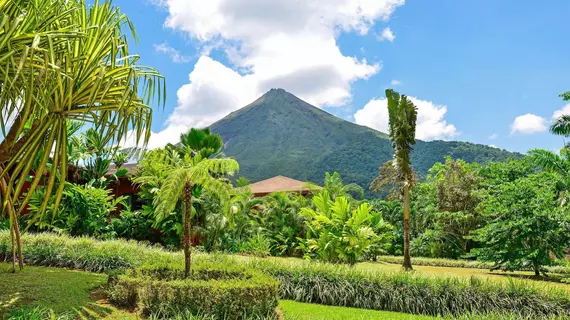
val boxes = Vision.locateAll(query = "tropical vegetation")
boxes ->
[2,0,570,319]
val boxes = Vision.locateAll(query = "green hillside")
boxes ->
[210,89,522,196]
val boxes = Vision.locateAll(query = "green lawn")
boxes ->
[280,300,434,320]
[0,263,132,319]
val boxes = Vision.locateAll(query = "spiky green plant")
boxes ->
[0,0,164,271]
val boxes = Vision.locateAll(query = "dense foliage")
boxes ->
[470,173,570,276]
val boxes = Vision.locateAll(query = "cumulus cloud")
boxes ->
[143,0,404,148]
[510,113,548,135]
[390,79,402,86]
[353,96,458,140]
[378,27,396,42]
[552,103,570,120]
[154,42,191,64]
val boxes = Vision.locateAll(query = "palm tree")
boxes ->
[529,149,570,204]
[0,0,165,271]
[135,148,238,278]
[385,89,417,271]
[551,115,570,138]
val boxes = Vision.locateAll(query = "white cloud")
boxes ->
[353,96,458,140]
[390,79,402,86]
[120,125,189,150]
[510,113,548,135]
[143,0,404,148]
[378,27,396,42]
[552,103,570,120]
[488,133,498,140]
[154,42,191,63]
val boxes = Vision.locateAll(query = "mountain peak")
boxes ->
[261,88,300,101]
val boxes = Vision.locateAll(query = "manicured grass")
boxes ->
[0,263,129,319]
[280,300,434,320]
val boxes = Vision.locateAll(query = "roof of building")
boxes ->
[107,163,138,175]
[249,175,317,196]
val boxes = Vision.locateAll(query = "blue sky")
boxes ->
[109,0,570,153]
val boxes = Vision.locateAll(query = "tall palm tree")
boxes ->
[0,0,165,271]
[135,148,239,278]
[385,89,417,271]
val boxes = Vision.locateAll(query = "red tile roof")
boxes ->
[249,175,316,196]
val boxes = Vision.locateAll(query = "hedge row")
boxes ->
[250,259,570,319]
[108,261,279,320]
[0,231,179,272]
[376,256,570,274]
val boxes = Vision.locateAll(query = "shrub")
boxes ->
[25,183,126,239]
[107,259,279,320]
[238,233,273,257]
[250,259,570,318]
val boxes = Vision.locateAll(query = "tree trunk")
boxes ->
[402,184,413,271]
[10,225,16,273]
[183,183,193,279]
[0,173,23,270]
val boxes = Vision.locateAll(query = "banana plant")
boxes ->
[301,191,389,265]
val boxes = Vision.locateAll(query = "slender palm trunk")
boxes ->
[183,182,193,278]
[403,184,413,271]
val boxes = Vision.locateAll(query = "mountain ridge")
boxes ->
[210,89,522,196]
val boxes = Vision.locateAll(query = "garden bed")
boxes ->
[108,261,279,319]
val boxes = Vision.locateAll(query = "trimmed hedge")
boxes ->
[108,261,279,320]
[0,231,179,272]
[250,259,570,318]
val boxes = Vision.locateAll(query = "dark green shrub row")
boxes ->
[107,261,279,320]
[250,259,570,318]
[376,256,570,274]
[0,231,178,272]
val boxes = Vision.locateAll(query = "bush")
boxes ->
[108,259,279,319]
[0,231,178,272]
[238,233,273,257]
[250,259,570,318]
